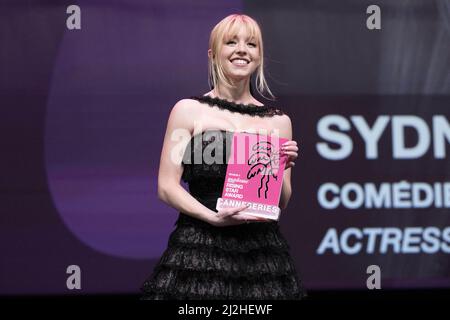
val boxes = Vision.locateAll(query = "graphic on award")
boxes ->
[216,132,289,220]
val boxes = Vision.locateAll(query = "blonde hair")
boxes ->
[208,14,275,100]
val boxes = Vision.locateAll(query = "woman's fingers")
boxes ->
[281,146,298,154]
[217,204,249,219]
[233,213,270,223]
[216,205,271,226]
[286,140,298,145]
[282,140,298,150]
[280,142,299,160]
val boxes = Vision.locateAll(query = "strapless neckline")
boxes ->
[190,95,285,117]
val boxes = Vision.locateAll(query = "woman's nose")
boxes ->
[236,42,248,54]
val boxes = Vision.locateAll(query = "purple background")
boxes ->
[44,0,243,259]
[1,0,449,295]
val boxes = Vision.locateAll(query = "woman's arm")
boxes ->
[157,99,218,224]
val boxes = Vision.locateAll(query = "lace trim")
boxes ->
[190,95,285,117]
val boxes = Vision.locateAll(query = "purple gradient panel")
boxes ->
[45,0,242,258]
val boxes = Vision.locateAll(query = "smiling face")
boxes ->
[218,27,261,81]
[208,15,264,90]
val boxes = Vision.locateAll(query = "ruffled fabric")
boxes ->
[141,268,303,300]
[190,95,285,117]
[141,214,307,300]
[169,214,291,253]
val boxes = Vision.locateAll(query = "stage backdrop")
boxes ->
[1,0,449,295]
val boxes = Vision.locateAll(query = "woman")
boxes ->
[141,14,306,300]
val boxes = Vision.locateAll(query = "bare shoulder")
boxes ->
[168,98,203,121]
[166,99,202,134]
[276,112,291,123]
[271,113,292,139]
[271,112,291,128]
[171,98,201,113]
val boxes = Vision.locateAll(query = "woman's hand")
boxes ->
[281,140,299,169]
[210,204,269,227]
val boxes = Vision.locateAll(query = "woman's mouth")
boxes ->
[230,58,250,67]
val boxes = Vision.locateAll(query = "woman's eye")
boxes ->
[248,43,257,47]
[226,41,236,45]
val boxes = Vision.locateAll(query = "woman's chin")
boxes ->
[224,71,253,81]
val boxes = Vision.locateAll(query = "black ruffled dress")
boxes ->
[141,95,307,300]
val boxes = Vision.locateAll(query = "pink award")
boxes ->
[216,132,289,220]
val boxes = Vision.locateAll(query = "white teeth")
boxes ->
[232,59,249,65]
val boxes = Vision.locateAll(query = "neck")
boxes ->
[212,79,254,105]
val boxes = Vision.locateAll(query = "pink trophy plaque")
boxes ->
[216,132,289,220]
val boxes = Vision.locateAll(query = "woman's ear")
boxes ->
[208,49,214,59]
